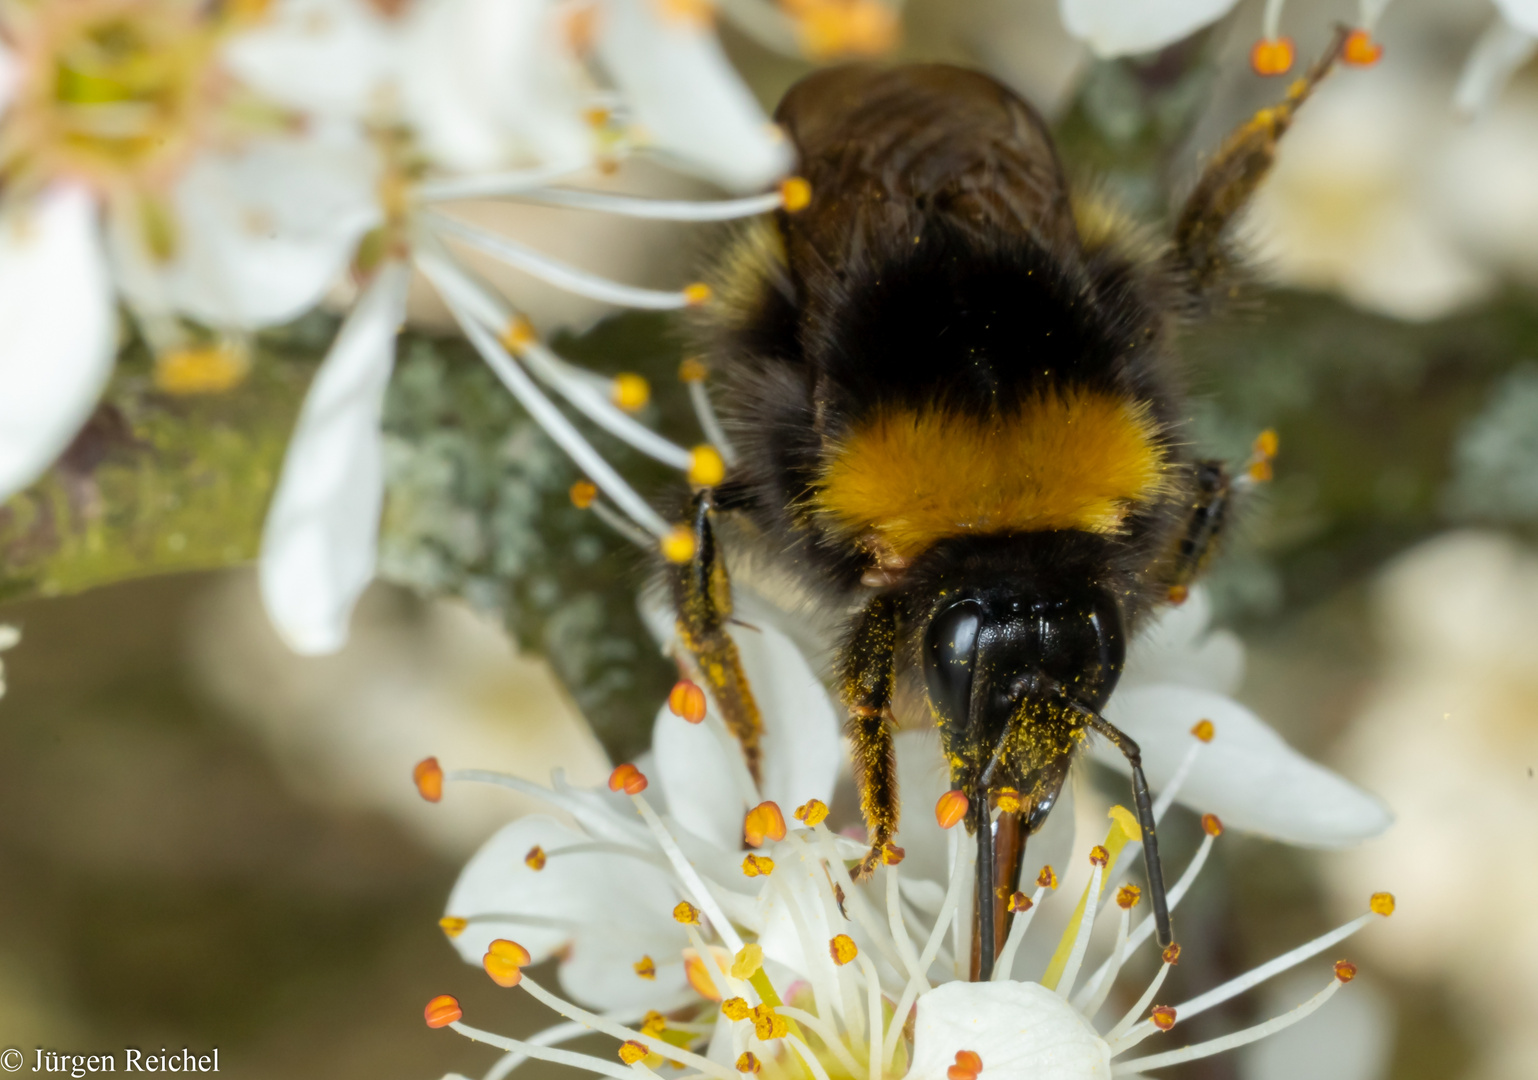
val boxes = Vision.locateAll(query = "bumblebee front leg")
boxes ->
[840,594,900,880]
[670,492,764,782]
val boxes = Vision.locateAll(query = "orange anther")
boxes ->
[1247,459,1274,483]
[569,480,598,509]
[1202,813,1224,837]
[673,901,701,924]
[1037,865,1058,890]
[609,763,649,795]
[688,445,726,487]
[779,177,812,212]
[1150,1005,1177,1031]
[794,799,829,827]
[1250,37,1295,76]
[1089,845,1110,867]
[1334,959,1358,982]
[829,933,858,965]
[684,951,721,1001]
[634,955,656,980]
[1191,719,1215,743]
[735,1052,761,1074]
[501,315,536,354]
[1007,892,1033,914]
[683,282,712,306]
[618,1041,649,1065]
[525,845,547,871]
[993,787,1021,814]
[935,790,970,830]
[1254,428,1279,459]
[1370,892,1396,916]
[948,1050,982,1080]
[612,372,651,413]
[1167,584,1189,605]
[742,854,775,877]
[490,938,531,964]
[1116,884,1142,909]
[744,801,787,847]
[483,941,526,988]
[679,357,708,383]
[414,757,444,802]
[881,841,906,865]
[1162,942,1182,965]
[424,994,462,1028]
[661,526,697,564]
[669,679,708,723]
[438,916,467,938]
[1343,28,1383,65]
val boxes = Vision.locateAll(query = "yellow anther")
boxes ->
[612,372,651,413]
[735,1052,761,1074]
[935,790,969,830]
[1089,845,1110,867]
[1334,959,1358,982]
[634,955,657,980]
[752,1003,788,1040]
[1168,584,1190,605]
[1343,29,1384,66]
[721,997,752,1021]
[1191,719,1215,742]
[438,916,467,938]
[483,939,530,988]
[570,480,598,509]
[1116,884,1142,909]
[501,315,536,354]
[1253,428,1279,459]
[640,1011,667,1038]
[618,1041,649,1065]
[155,343,249,396]
[779,176,811,212]
[683,282,712,306]
[828,934,857,966]
[1037,866,1058,890]
[488,939,531,965]
[414,757,444,802]
[1250,36,1295,76]
[744,801,787,847]
[1150,1005,1177,1031]
[688,445,726,487]
[742,854,775,877]
[525,844,547,870]
[881,841,906,865]
[1007,892,1032,914]
[684,950,722,1001]
[679,357,708,383]
[730,944,764,980]
[662,526,697,564]
[794,799,828,827]
[1247,459,1274,483]
[673,901,701,924]
[1202,813,1224,837]
[1162,942,1182,965]
[1370,892,1396,917]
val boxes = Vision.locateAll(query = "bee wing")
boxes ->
[774,64,1079,291]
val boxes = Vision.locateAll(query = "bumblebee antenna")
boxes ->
[1078,708,1174,949]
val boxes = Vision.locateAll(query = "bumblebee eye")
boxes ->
[923,599,983,726]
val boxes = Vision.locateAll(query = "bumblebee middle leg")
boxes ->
[669,491,764,782]
[1158,459,1233,603]
[840,593,901,881]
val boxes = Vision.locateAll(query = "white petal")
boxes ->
[1454,17,1538,115]
[0,185,115,499]
[1058,0,1237,59]
[445,814,689,1007]
[1495,0,1538,37]
[1097,686,1393,846]
[110,126,381,330]
[258,261,409,655]
[910,980,1111,1080]
[0,41,17,117]
[1121,588,1244,696]
[223,0,402,119]
[401,0,593,172]
[594,0,791,192]
[653,700,747,851]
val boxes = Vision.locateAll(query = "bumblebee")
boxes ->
[667,39,1343,979]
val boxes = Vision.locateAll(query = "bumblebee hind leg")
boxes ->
[840,594,901,881]
[670,491,764,782]
[1169,26,1348,308]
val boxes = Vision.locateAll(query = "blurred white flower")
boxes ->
[1327,531,1538,1080]
[1457,2,1538,113]
[247,0,797,654]
[0,0,379,501]
[417,651,1397,1080]
[0,623,17,698]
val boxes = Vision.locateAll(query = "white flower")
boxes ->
[415,648,1399,1080]
[0,0,380,500]
[1058,0,1242,60]
[247,0,797,654]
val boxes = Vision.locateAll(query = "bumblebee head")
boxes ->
[920,571,1126,825]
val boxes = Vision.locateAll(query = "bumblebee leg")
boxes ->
[1159,459,1232,603]
[1084,713,1174,949]
[670,491,764,783]
[1170,26,1348,306]
[840,594,900,881]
